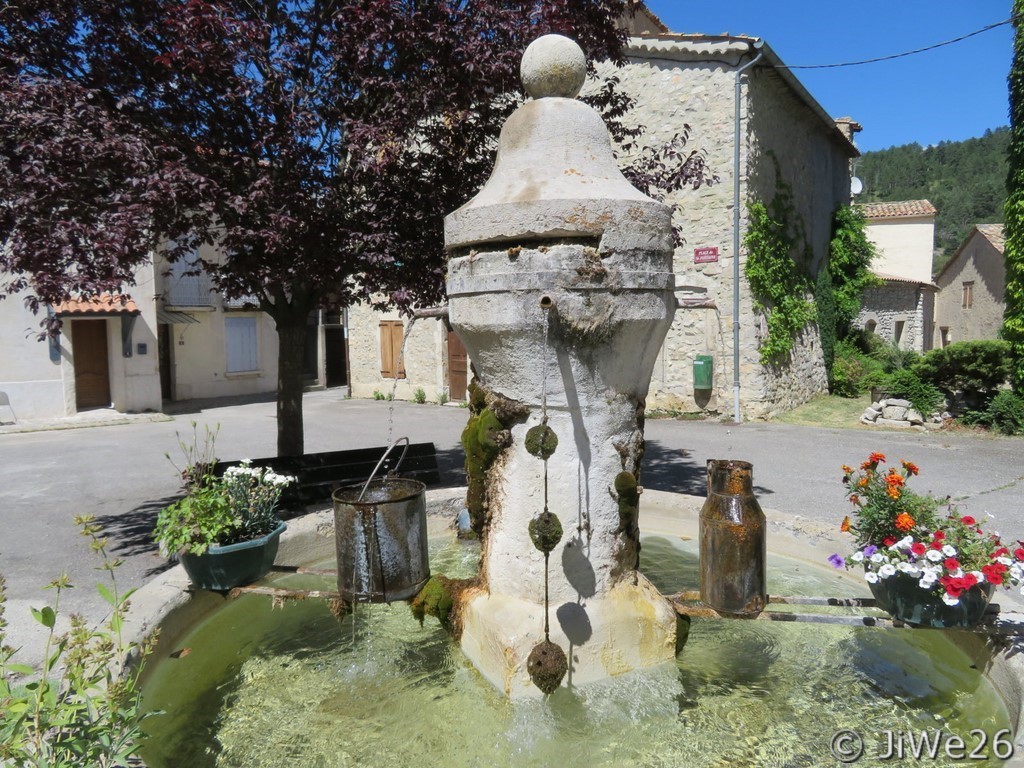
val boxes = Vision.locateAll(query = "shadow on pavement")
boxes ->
[641,440,774,499]
[94,496,178,579]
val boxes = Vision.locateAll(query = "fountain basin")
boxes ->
[123,488,1024,765]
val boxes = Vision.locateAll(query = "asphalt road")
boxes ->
[1,390,1022,667]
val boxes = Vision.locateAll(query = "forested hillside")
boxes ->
[856,127,1008,274]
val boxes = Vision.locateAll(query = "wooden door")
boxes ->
[158,324,173,401]
[73,320,111,409]
[447,330,468,401]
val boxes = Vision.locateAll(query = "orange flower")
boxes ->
[901,460,919,476]
[840,515,851,532]
[869,452,886,464]
[887,486,902,500]
[858,477,869,487]
[885,470,904,489]
[841,464,854,475]
[894,512,915,532]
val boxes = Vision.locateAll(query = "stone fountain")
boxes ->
[445,34,678,698]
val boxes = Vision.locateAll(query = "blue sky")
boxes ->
[642,1,1014,153]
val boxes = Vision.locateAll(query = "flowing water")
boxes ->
[140,536,1011,767]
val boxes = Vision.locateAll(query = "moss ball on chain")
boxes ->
[528,510,563,554]
[527,639,568,694]
[524,423,558,459]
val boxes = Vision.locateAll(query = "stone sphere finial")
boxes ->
[521,34,587,99]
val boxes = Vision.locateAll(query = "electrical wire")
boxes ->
[779,15,1019,70]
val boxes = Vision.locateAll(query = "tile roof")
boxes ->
[53,294,140,316]
[858,200,937,219]
[871,271,938,289]
[976,223,1005,252]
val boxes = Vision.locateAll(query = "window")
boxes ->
[225,316,259,373]
[962,281,974,309]
[379,320,406,379]
[165,249,214,307]
[893,320,905,347]
[940,327,950,348]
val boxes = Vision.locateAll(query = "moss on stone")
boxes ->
[614,470,640,532]
[528,510,563,554]
[461,406,507,537]
[527,639,568,694]
[524,423,558,459]
[410,575,455,627]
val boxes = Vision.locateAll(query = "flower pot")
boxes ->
[868,572,995,628]
[179,521,287,591]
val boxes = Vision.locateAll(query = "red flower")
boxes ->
[930,540,944,550]
[940,576,962,598]
[1015,548,1024,561]
[943,558,960,571]
[961,515,976,526]
[933,531,945,541]
[883,536,897,547]
[901,460,920,476]
[995,547,1010,558]
[983,563,1007,585]
[911,542,927,556]
[962,573,978,588]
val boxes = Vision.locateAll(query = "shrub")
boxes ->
[869,339,921,374]
[0,518,154,767]
[413,387,427,404]
[436,389,449,406]
[912,340,1012,406]
[372,390,385,401]
[830,340,886,397]
[884,369,943,415]
[964,390,1024,435]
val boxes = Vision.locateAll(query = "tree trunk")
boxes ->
[276,316,307,456]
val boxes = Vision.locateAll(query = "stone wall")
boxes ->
[933,229,1006,345]
[856,281,927,352]
[346,301,450,402]
[598,49,848,418]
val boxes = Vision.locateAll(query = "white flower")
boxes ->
[896,561,913,572]
[898,535,914,549]
[870,553,885,564]
[919,577,936,589]
[879,564,897,577]
[971,571,985,583]
[998,557,1013,566]
[941,593,961,607]
[925,550,944,562]
[864,572,879,584]
[850,552,865,563]
[942,545,957,558]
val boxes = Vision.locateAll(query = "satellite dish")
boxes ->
[851,177,864,196]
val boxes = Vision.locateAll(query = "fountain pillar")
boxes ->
[445,35,678,698]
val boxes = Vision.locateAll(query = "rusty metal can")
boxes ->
[699,459,767,617]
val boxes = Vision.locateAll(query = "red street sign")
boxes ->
[694,246,719,264]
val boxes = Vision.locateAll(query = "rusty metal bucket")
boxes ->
[332,439,430,603]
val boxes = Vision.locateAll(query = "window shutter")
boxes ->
[392,322,406,379]
[379,321,395,378]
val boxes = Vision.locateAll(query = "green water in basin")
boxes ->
[139,535,1011,767]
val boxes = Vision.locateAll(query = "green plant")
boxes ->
[1005,0,1024,389]
[154,430,295,556]
[372,390,385,401]
[0,517,155,766]
[828,205,880,338]
[964,390,1024,435]
[830,339,886,398]
[832,453,1023,605]
[436,389,449,406]
[912,340,1012,405]
[744,199,816,364]
[869,340,921,375]
[884,368,943,415]
[413,387,427,404]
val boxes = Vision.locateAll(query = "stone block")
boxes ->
[886,398,911,408]
[870,401,881,411]
[859,415,877,426]
[881,405,908,421]
[864,407,881,419]
[876,418,912,429]
[906,408,924,425]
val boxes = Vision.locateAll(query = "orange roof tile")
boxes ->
[858,200,937,219]
[54,294,140,316]
[976,223,1005,252]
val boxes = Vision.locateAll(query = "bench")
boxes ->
[215,442,440,511]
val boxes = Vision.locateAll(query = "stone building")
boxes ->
[933,223,1006,347]
[855,200,938,353]
[346,11,858,418]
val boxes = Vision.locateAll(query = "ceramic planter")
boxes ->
[868,572,995,628]
[179,522,287,591]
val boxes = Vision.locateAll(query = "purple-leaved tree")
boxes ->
[1,0,712,455]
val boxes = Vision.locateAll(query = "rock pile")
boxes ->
[859,398,944,431]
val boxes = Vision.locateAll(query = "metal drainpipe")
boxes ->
[732,40,764,425]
